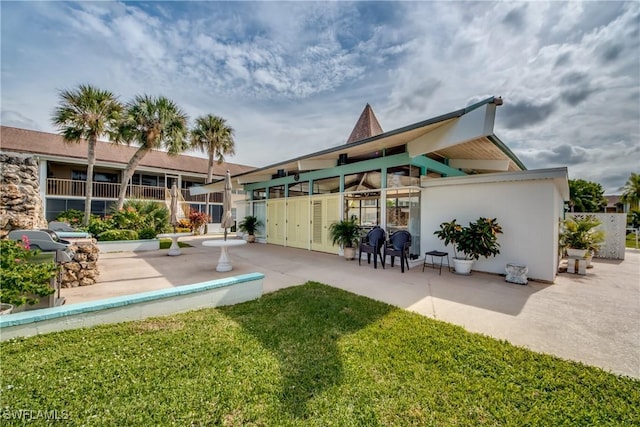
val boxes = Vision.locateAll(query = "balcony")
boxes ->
[46,178,222,203]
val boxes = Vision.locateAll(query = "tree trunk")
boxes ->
[83,137,97,226]
[116,146,150,210]
[204,148,215,232]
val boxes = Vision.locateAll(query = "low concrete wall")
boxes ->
[0,272,264,341]
[97,239,159,253]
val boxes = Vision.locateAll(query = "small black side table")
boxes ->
[423,251,450,275]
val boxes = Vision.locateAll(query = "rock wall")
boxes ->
[0,153,47,237]
[62,239,100,287]
[1,152,99,287]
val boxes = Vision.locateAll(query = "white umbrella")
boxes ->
[170,183,179,232]
[220,170,234,240]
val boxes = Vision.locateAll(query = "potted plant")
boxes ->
[328,219,361,260]
[238,215,262,243]
[560,215,605,260]
[434,217,503,274]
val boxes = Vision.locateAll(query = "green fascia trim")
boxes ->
[410,156,467,177]
[488,134,527,171]
[242,153,406,191]
[243,153,466,191]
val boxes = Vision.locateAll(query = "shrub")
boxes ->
[97,229,139,241]
[138,228,157,240]
[121,200,171,234]
[188,209,209,232]
[0,239,58,307]
[55,209,86,228]
[86,216,113,237]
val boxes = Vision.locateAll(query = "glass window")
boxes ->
[345,193,380,229]
[386,165,420,188]
[268,185,285,199]
[312,176,340,194]
[344,170,381,192]
[141,175,159,186]
[252,188,266,200]
[288,181,309,197]
[386,188,421,257]
[72,170,118,183]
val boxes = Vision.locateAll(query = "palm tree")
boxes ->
[51,84,122,226]
[190,114,236,224]
[115,95,188,210]
[620,172,640,210]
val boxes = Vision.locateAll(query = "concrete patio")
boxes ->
[61,236,640,379]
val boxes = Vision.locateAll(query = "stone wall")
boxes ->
[0,153,47,237]
[1,152,99,287]
[62,239,100,287]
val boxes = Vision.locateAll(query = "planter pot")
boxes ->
[452,258,473,275]
[505,263,528,285]
[246,234,256,243]
[567,248,588,258]
[98,239,160,253]
[0,303,14,315]
[343,247,356,261]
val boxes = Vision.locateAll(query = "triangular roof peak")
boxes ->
[346,103,383,144]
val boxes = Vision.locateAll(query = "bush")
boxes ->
[0,239,58,307]
[55,209,86,228]
[188,209,209,232]
[86,216,113,237]
[56,200,171,241]
[97,229,139,241]
[121,200,171,234]
[138,228,157,240]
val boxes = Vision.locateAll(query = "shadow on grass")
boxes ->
[220,281,393,420]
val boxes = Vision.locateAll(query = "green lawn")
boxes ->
[626,231,639,248]
[1,283,638,426]
[159,238,192,249]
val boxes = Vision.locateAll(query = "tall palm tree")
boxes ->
[190,114,236,222]
[51,84,122,226]
[115,95,188,210]
[620,172,640,210]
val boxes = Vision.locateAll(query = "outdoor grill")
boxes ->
[7,229,73,308]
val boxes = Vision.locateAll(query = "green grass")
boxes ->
[159,238,192,250]
[1,283,638,426]
[626,232,639,249]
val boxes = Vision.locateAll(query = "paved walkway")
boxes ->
[62,236,640,378]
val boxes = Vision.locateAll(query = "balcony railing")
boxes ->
[46,178,222,203]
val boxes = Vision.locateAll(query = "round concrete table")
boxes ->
[157,232,193,256]
[202,239,247,272]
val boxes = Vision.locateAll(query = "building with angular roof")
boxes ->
[193,97,569,282]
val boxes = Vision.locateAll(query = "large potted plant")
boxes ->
[238,215,262,243]
[434,217,503,274]
[560,215,605,259]
[328,219,361,260]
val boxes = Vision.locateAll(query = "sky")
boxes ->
[1,1,638,194]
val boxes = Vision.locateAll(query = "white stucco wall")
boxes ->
[420,169,568,282]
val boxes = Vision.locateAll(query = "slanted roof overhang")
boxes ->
[191,96,526,195]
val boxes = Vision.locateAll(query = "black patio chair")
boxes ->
[359,227,386,269]
[384,230,412,273]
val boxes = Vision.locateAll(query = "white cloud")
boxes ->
[1,1,638,194]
